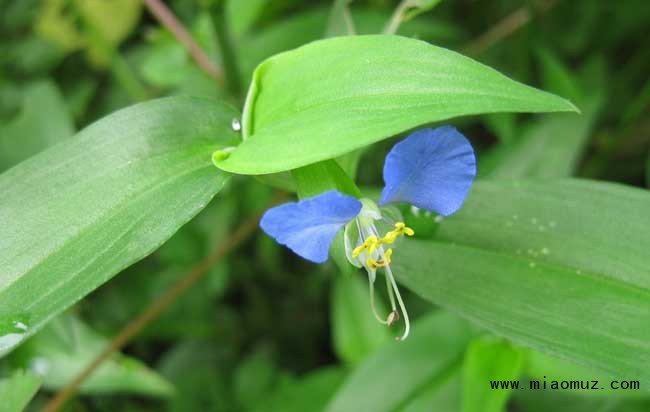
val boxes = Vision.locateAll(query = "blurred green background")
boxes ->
[1,0,649,411]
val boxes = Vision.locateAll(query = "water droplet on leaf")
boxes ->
[231,118,241,132]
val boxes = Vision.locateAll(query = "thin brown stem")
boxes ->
[463,0,558,57]
[143,0,223,84]
[41,194,285,412]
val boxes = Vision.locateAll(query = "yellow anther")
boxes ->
[352,235,380,258]
[379,222,415,245]
[366,248,393,269]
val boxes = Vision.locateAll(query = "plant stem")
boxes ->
[463,0,558,57]
[383,0,411,35]
[143,0,224,85]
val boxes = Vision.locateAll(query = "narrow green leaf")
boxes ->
[0,370,41,412]
[0,80,74,172]
[0,97,239,356]
[12,313,174,396]
[226,0,268,36]
[326,310,473,412]
[331,274,390,365]
[393,179,650,382]
[254,367,346,412]
[215,35,577,174]
[397,370,460,412]
[461,337,524,412]
[482,94,603,178]
[536,48,583,104]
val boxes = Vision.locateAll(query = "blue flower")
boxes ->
[260,126,476,339]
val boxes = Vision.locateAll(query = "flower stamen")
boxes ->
[352,235,381,258]
[380,222,415,245]
[366,248,392,269]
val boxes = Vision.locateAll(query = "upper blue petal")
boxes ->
[260,190,362,263]
[379,126,476,216]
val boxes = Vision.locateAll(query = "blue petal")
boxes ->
[380,126,476,216]
[260,190,362,263]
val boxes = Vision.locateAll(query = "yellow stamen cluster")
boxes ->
[380,222,415,244]
[351,222,415,268]
[367,248,392,269]
[352,235,380,258]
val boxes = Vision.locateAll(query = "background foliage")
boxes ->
[1,0,649,411]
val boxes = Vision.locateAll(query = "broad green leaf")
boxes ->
[0,370,41,412]
[0,97,239,356]
[482,95,603,178]
[393,179,650,382]
[0,80,74,172]
[11,313,173,396]
[461,337,524,412]
[331,274,390,365]
[216,35,577,174]
[326,310,473,412]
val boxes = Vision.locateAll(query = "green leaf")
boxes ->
[0,370,41,412]
[0,97,239,356]
[331,274,390,365]
[326,310,473,412]
[233,349,283,410]
[0,80,74,172]
[226,0,268,36]
[397,370,460,412]
[461,337,524,412]
[215,35,577,174]
[536,48,583,104]
[11,313,173,396]
[158,341,238,412]
[254,367,346,412]
[393,179,650,382]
